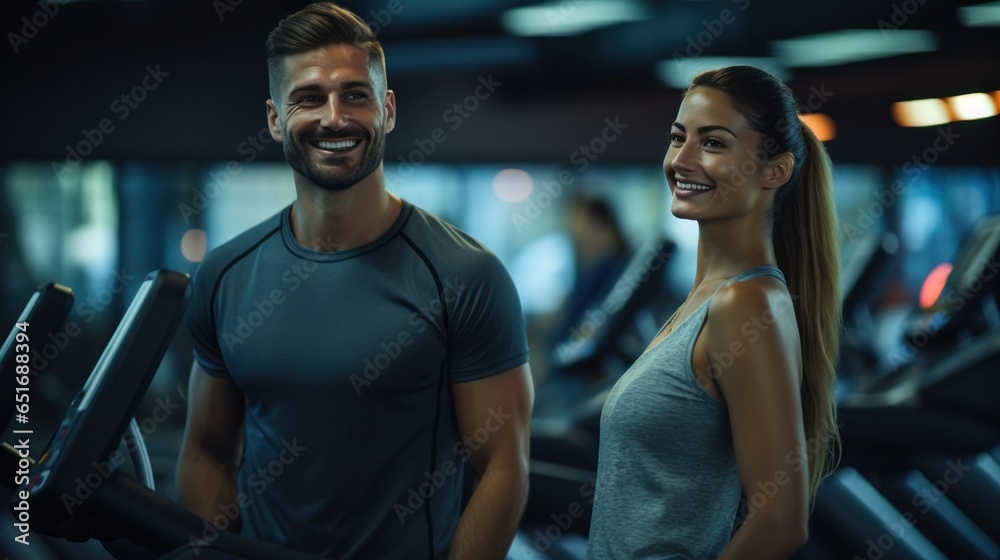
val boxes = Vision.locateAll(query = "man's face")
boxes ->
[266,44,395,191]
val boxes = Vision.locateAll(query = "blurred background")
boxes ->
[2,0,1000,558]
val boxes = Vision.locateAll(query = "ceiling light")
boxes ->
[892,98,951,127]
[501,0,649,37]
[946,92,998,121]
[656,57,787,89]
[772,29,937,67]
[959,1,1000,26]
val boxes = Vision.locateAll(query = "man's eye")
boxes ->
[345,92,367,100]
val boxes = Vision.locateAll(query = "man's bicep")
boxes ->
[183,361,245,461]
[451,365,533,474]
[447,254,529,379]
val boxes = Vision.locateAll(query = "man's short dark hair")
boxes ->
[265,2,386,103]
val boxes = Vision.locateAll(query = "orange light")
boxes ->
[946,92,998,121]
[919,262,953,309]
[798,113,836,141]
[181,229,208,263]
[892,98,951,127]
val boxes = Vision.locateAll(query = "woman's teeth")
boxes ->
[676,181,714,191]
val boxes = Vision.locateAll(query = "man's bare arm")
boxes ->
[176,361,246,530]
[449,364,533,560]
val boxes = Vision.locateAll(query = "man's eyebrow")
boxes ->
[287,80,375,99]
[287,83,322,99]
[671,122,739,139]
[340,80,374,91]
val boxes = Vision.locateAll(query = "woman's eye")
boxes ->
[669,133,684,143]
[705,138,725,148]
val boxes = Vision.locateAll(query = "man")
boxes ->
[176,3,533,559]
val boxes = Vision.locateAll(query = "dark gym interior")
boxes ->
[2,0,1000,558]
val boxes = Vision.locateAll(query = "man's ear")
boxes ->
[762,152,794,190]
[266,99,283,142]
[384,89,396,134]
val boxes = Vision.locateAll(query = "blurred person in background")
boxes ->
[549,194,630,353]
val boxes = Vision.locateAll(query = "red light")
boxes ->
[919,263,953,309]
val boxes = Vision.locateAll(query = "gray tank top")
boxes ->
[587,266,786,559]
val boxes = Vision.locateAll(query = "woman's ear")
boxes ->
[762,152,795,190]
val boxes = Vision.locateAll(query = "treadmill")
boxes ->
[812,215,1000,558]
[3,270,322,559]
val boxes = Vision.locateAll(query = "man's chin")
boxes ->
[307,172,363,191]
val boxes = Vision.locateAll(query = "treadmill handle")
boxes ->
[91,472,323,559]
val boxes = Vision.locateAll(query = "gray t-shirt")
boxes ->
[187,200,529,559]
[587,266,785,559]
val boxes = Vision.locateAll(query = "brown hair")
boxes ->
[265,2,386,103]
[688,66,842,505]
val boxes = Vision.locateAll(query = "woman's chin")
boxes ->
[669,201,700,221]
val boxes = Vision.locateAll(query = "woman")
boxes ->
[587,66,841,559]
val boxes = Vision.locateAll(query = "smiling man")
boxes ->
[176,4,533,559]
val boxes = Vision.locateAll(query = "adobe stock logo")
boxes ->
[7,0,69,54]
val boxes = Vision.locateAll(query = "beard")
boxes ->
[283,125,385,192]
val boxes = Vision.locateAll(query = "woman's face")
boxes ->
[663,86,773,223]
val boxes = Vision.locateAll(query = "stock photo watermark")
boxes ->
[886,252,999,370]
[554,243,671,361]
[178,126,274,224]
[393,406,513,524]
[510,116,630,232]
[188,439,307,555]
[351,277,467,395]
[27,269,136,374]
[877,0,930,38]
[669,0,752,74]
[842,126,961,242]
[59,391,183,514]
[386,74,502,188]
[852,458,970,560]
[7,0,69,54]
[51,65,170,178]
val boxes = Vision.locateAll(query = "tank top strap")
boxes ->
[714,265,786,294]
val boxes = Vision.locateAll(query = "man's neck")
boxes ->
[289,174,402,253]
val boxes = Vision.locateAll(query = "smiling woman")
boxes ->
[587,65,842,560]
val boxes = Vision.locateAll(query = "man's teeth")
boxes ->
[676,181,714,191]
[316,140,358,150]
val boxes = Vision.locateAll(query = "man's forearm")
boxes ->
[449,463,528,560]
[177,453,242,532]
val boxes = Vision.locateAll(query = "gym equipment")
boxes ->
[880,469,999,559]
[548,236,676,378]
[25,270,190,532]
[1,282,74,426]
[820,215,1000,556]
[846,214,1000,415]
[524,215,1000,558]
[838,232,900,386]
[814,468,948,559]
[5,270,322,559]
[521,238,676,560]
